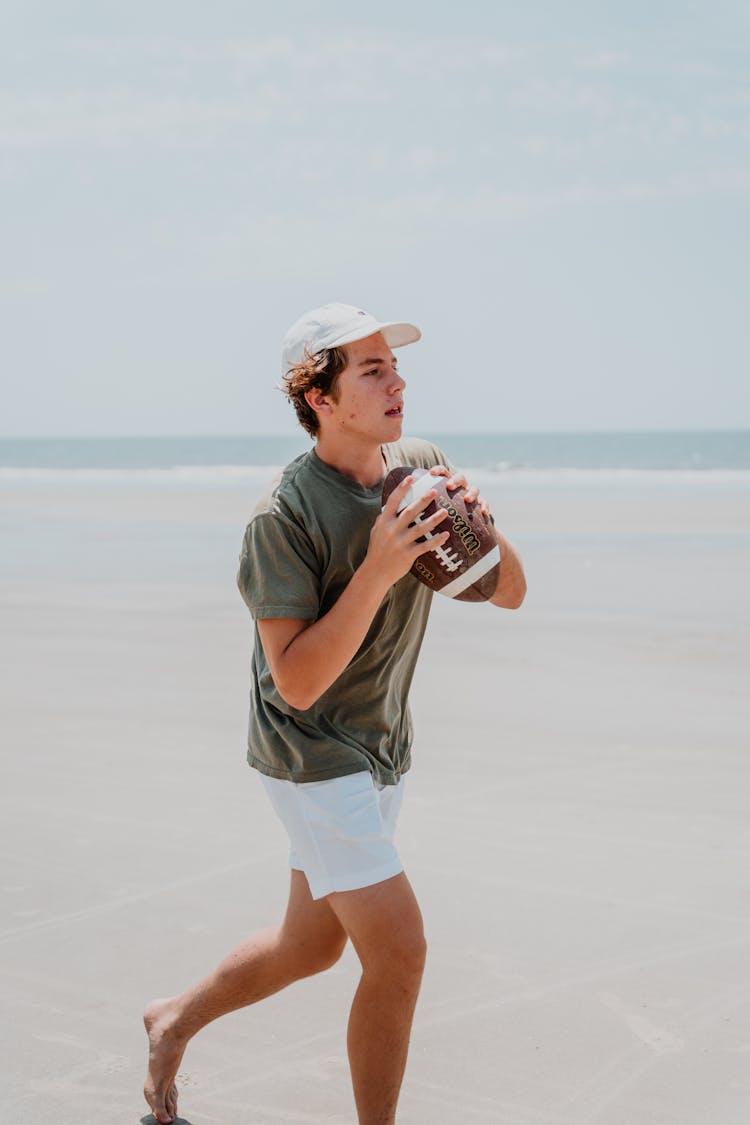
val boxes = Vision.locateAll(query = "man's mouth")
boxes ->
[385,404,403,418]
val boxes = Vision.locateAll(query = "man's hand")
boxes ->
[429,464,491,520]
[362,473,450,590]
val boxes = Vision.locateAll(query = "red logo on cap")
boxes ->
[357,310,367,316]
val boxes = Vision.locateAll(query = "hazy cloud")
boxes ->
[3,12,748,433]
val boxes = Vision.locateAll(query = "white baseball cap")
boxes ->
[281,302,421,375]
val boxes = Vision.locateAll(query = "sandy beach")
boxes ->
[2,470,749,1124]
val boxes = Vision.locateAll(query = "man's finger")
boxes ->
[382,474,415,514]
[415,528,450,556]
[406,507,449,539]
[400,487,443,524]
[447,475,469,491]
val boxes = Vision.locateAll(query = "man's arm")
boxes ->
[257,474,450,711]
[489,527,526,609]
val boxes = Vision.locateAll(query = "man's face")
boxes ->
[323,332,406,444]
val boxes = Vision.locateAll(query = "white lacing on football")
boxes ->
[431,544,462,572]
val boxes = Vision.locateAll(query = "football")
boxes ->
[382,466,500,602]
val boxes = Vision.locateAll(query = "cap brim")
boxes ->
[333,320,421,350]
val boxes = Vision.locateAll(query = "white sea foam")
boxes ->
[0,464,285,486]
[461,466,750,489]
[2,463,749,490]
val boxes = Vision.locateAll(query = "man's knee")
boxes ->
[330,873,428,982]
[363,920,427,983]
[256,909,347,983]
[292,928,348,979]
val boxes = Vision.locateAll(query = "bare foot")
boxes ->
[143,998,187,1124]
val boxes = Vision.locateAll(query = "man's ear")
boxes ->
[304,387,332,419]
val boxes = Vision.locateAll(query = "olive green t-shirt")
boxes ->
[237,437,449,785]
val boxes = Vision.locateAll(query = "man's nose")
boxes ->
[390,371,406,393]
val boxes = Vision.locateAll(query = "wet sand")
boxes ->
[1,472,749,1123]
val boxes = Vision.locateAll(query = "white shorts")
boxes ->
[259,770,406,900]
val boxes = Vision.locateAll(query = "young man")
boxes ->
[143,302,526,1125]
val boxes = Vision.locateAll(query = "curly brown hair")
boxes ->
[281,345,349,438]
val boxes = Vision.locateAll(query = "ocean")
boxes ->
[1,431,748,488]
[1,429,748,608]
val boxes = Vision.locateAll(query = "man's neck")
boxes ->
[313,434,387,489]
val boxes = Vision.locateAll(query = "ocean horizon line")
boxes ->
[1,430,748,476]
[1,426,748,442]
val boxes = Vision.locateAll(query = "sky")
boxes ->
[2,0,749,437]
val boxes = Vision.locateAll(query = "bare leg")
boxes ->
[328,873,427,1125]
[143,870,347,1124]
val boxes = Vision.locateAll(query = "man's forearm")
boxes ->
[265,558,392,710]
[489,531,527,609]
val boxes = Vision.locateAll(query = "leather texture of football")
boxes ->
[381,466,500,602]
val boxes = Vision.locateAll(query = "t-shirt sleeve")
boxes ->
[402,437,457,474]
[431,442,456,473]
[237,511,320,620]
